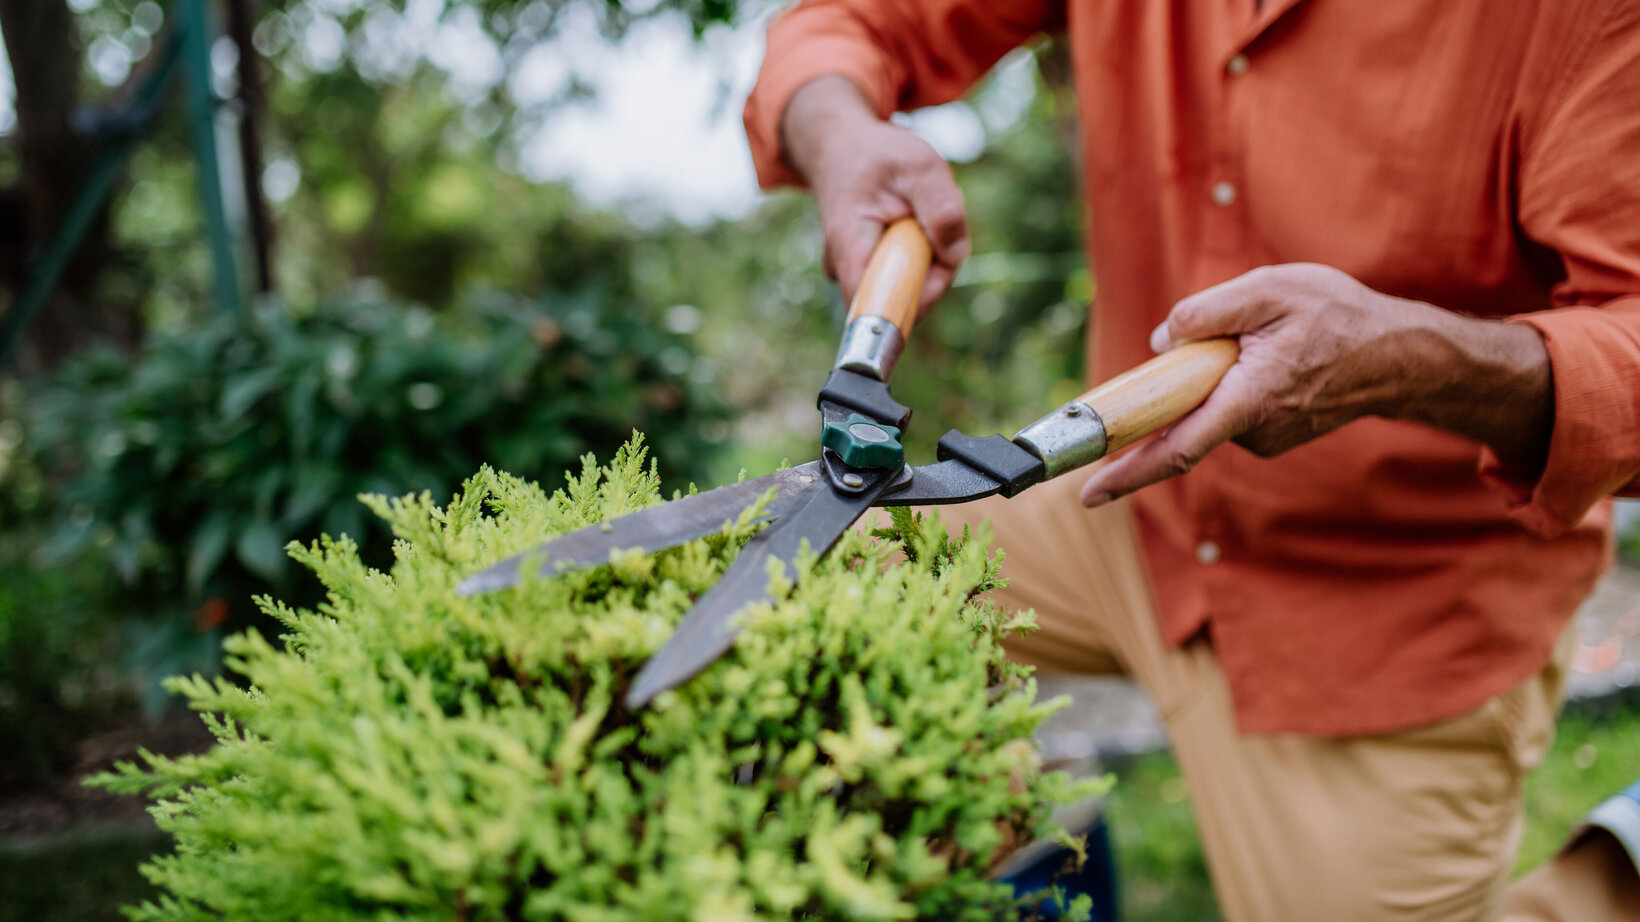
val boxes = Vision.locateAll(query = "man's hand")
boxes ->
[1079,263,1555,506]
[781,76,969,311]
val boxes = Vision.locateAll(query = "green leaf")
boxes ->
[322,501,366,546]
[218,367,283,422]
[111,536,142,586]
[35,521,96,567]
[284,374,322,457]
[282,466,341,531]
[234,519,288,584]
[187,511,234,594]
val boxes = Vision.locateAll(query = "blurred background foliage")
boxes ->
[4,287,726,722]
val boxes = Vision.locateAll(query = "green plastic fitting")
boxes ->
[821,413,905,470]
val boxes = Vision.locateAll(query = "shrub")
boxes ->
[94,441,1106,920]
[0,533,123,788]
[6,290,728,636]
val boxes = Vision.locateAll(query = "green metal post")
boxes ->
[0,33,186,372]
[179,0,243,314]
[0,147,130,372]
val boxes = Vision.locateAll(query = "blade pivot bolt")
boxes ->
[842,472,865,488]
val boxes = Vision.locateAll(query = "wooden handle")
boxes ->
[1079,338,1240,452]
[846,217,932,339]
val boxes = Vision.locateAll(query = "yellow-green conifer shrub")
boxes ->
[95,438,1105,921]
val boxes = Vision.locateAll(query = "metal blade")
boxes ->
[456,462,823,596]
[625,477,890,707]
[874,459,1008,506]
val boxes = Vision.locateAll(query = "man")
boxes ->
[742,1,1640,920]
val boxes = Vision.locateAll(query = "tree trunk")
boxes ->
[224,0,274,295]
[0,0,138,375]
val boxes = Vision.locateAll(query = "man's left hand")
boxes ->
[1079,263,1554,507]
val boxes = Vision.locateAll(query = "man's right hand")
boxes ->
[780,75,970,312]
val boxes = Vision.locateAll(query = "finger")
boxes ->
[918,264,956,314]
[895,159,970,272]
[1164,266,1290,347]
[824,215,893,305]
[1078,376,1260,505]
[1077,416,1227,506]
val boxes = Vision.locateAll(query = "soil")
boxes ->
[0,715,213,841]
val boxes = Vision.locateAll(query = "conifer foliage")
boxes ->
[95,439,1103,921]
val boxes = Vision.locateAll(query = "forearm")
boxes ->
[1396,312,1554,476]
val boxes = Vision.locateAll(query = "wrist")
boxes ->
[1401,309,1554,473]
[779,75,881,185]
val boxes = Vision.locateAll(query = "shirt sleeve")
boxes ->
[1478,0,1640,537]
[742,0,1065,189]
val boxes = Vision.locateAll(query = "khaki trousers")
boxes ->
[877,471,1634,922]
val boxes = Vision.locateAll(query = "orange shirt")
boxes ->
[744,0,1640,734]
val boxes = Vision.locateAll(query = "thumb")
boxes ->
[1164,270,1286,346]
[1150,322,1172,354]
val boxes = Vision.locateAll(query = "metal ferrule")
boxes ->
[1013,400,1108,479]
[833,316,906,381]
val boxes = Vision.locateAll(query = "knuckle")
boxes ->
[926,198,965,228]
[1162,448,1199,477]
[906,139,944,166]
[898,145,948,179]
[927,215,968,252]
[1237,433,1281,458]
[1169,299,1202,331]
[1241,265,1291,297]
[1252,434,1292,458]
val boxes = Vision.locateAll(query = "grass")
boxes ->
[1516,703,1640,872]
[1105,702,1640,922]
[1104,751,1221,922]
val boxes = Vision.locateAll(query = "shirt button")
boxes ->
[1195,540,1221,565]
[1210,181,1237,207]
[1226,54,1250,76]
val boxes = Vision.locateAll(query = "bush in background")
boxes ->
[0,291,727,716]
[0,540,125,788]
[95,442,1106,921]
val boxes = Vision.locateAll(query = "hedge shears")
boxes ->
[460,219,1238,707]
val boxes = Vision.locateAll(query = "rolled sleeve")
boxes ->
[1478,299,1640,535]
[742,0,1064,190]
[1487,0,1640,536]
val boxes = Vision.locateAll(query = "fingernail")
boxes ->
[1149,323,1171,354]
[1082,491,1112,508]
